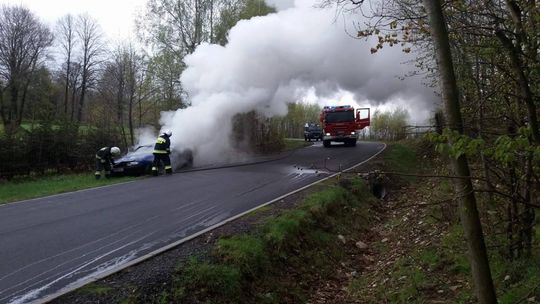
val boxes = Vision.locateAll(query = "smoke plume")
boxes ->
[159,0,435,165]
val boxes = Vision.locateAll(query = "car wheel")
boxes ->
[323,140,331,148]
[144,164,152,175]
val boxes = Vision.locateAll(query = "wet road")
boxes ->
[0,141,385,304]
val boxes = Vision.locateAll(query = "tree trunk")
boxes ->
[7,80,20,133]
[64,55,71,115]
[422,1,497,303]
[78,74,87,124]
[0,86,5,128]
[495,31,540,144]
[129,95,134,146]
[70,84,77,122]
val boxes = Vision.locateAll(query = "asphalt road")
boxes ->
[0,141,385,304]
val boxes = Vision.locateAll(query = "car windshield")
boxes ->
[325,111,354,123]
[125,145,152,157]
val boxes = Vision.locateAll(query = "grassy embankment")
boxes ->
[348,141,540,303]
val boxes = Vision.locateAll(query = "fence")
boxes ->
[399,125,436,139]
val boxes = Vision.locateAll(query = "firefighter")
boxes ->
[95,146,121,179]
[152,130,173,176]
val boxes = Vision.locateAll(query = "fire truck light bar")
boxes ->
[323,105,352,111]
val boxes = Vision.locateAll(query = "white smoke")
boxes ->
[160,0,435,165]
[133,127,157,148]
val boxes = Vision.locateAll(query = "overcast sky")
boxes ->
[0,0,295,41]
[0,0,147,41]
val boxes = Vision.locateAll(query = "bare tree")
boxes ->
[0,5,53,134]
[76,14,103,124]
[67,61,82,122]
[141,0,225,56]
[124,45,144,146]
[56,14,77,118]
[99,43,149,146]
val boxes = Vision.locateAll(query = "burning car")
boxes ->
[112,145,194,176]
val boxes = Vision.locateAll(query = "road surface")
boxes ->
[0,141,385,304]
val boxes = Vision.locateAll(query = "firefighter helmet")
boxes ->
[163,130,172,137]
[111,147,121,156]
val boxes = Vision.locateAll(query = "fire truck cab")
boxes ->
[319,105,370,148]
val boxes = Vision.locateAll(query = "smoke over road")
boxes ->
[158,0,435,165]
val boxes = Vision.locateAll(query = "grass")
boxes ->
[283,138,312,151]
[0,174,138,204]
[244,205,272,219]
[262,209,310,250]
[217,234,269,276]
[76,283,113,296]
[384,143,418,181]
[175,258,243,301]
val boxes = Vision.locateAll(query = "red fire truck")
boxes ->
[319,105,370,147]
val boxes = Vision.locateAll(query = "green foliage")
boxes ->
[272,103,322,139]
[147,51,185,111]
[428,127,540,166]
[217,234,269,276]
[214,0,276,45]
[0,120,125,179]
[370,108,409,141]
[427,128,485,159]
[484,127,538,165]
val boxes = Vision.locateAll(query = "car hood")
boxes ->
[116,147,194,165]
[116,152,153,163]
